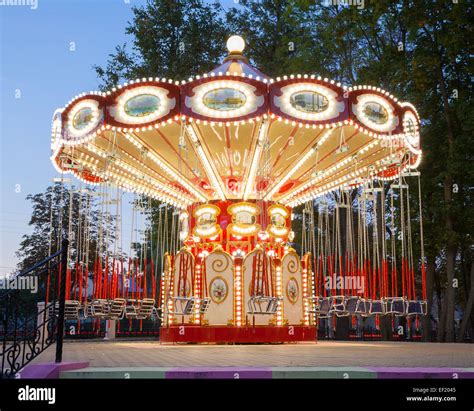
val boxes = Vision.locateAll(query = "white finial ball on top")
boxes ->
[226,35,245,54]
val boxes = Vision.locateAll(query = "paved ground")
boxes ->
[30,340,474,368]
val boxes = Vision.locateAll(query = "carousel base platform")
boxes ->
[159,325,317,344]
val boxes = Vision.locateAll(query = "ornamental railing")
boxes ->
[0,239,68,379]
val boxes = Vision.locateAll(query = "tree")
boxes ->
[15,183,118,275]
[94,0,227,89]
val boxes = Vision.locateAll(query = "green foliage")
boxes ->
[94,0,227,89]
[15,184,118,274]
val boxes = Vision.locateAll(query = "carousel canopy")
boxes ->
[50,36,421,209]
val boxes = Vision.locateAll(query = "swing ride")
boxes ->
[49,35,426,343]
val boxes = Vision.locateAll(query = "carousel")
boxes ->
[49,36,426,343]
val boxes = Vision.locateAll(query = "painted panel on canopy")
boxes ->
[271,125,373,202]
[132,122,210,194]
[263,121,323,194]
[180,76,268,122]
[273,127,403,203]
[194,120,260,198]
[93,130,184,193]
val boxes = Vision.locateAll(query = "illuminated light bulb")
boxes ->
[226,35,245,53]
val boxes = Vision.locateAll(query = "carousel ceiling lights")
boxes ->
[50,35,421,207]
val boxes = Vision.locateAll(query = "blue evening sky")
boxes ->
[0,0,239,277]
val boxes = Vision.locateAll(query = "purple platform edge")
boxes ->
[368,367,474,379]
[166,367,273,379]
[19,362,90,379]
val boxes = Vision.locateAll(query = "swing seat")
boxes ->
[84,303,94,318]
[305,297,320,314]
[345,296,360,315]
[331,295,349,317]
[199,297,211,315]
[357,299,370,316]
[247,296,282,315]
[47,301,60,318]
[406,300,427,316]
[167,296,197,316]
[369,300,385,315]
[382,297,407,316]
[64,300,82,320]
[108,298,126,320]
[125,298,156,319]
[317,297,332,318]
[90,299,111,318]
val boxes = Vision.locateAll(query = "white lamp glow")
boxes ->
[226,35,245,53]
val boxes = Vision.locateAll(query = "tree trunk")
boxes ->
[437,288,447,342]
[422,258,435,341]
[437,56,457,342]
[457,261,474,342]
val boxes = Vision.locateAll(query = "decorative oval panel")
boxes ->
[109,85,176,125]
[192,204,221,238]
[184,80,264,119]
[124,94,160,117]
[352,93,398,133]
[402,111,421,153]
[65,99,102,141]
[203,88,246,111]
[273,82,344,122]
[289,90,329,114]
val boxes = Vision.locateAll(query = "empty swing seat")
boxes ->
[125,298,156,320]
[247,296,282,315]
[383,297,407,316]
[369,300,385,315]
[345,296,360,315]
[64,300,82,320]
[90,299,111,318]
[167,296,197,316]
[318,297,332,318]
[406,300,427,316]
[47,301,60,318]
[357,299,370,316]
[331,295,348,317]
[199,297,211,314]
[108,298,126,320]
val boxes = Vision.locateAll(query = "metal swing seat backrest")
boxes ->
[167,296,197,316]
[405,300,427,317]
[368,299,385,315]
[125,298,156,320]
[108,298,126,319]
[382,297,407,316]
[357,298,370,316]
[317,297,332,318]
[331,295,349,317]
[247,252,281,315]
[166,251,198,316]
[345,296,367,315]
[89,299,111,318]
[199,297,211,314]
[47,301,60,318]
[64,299,82,320]
[247,295,282,315]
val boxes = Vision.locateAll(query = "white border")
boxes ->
[110,86,175,124]
[274,83,344,121]
[402,111,421,150]
[352,94,398,133]
[66,99,101,140]
[185,80,263,119]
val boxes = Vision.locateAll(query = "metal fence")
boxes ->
[0,240,68,378]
